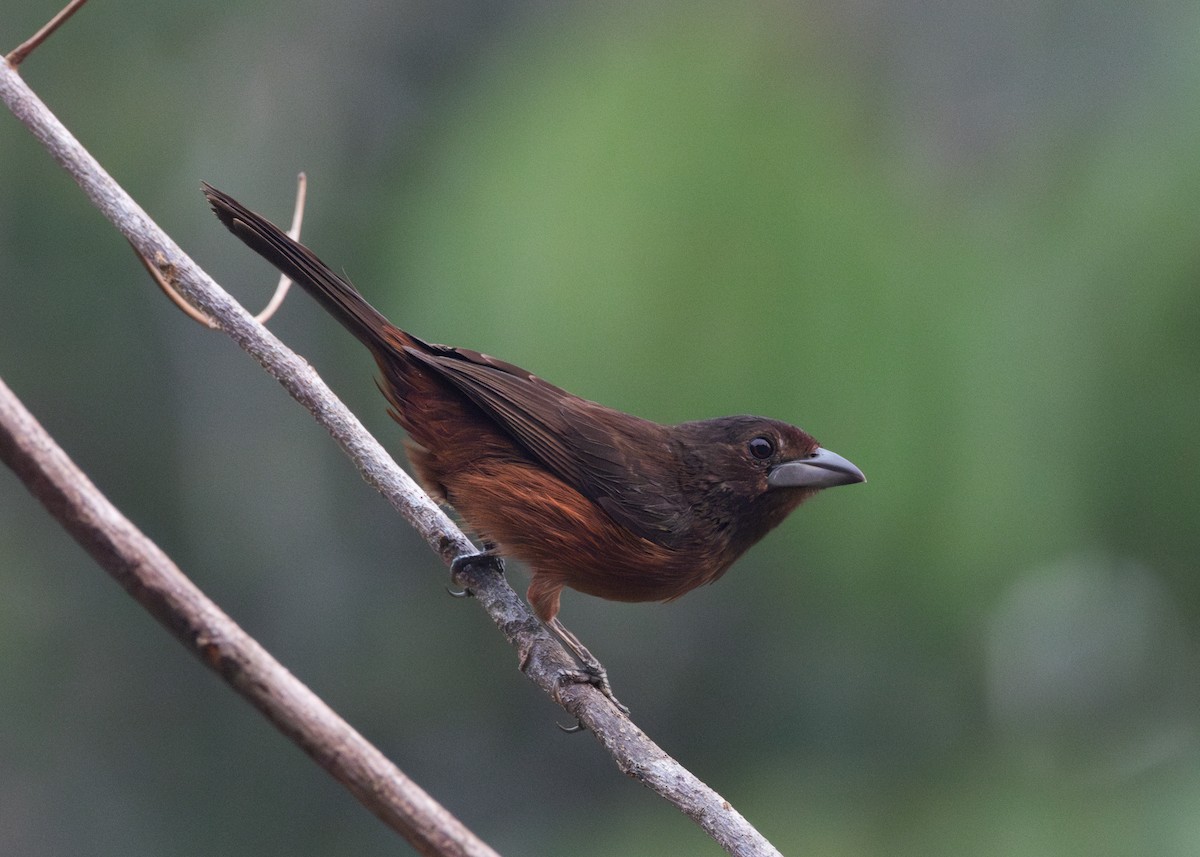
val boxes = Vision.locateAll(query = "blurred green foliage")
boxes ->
[2,0,1199,854]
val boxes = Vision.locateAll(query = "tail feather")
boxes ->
[202,182,396,351]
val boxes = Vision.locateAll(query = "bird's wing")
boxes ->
[404,346,690,547]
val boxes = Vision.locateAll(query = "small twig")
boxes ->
[253,171,306,323]
[143,172,307,328]
[0,376,500,857]
[6,0,91,67]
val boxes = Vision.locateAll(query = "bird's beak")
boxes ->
[768,447,866,490]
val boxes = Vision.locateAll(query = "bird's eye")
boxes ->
[748,436,775,460]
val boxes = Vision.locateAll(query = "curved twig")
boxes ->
[138,172,308,328]
[252,171,306,323]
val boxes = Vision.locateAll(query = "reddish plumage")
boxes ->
[203,184,864,703]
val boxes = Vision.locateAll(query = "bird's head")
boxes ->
[675,415,864,554]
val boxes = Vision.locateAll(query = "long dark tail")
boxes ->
[202,183,395,351]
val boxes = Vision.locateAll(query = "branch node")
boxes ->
[6,0,92,67]
[139,172,308,330]
[133,241,219,329]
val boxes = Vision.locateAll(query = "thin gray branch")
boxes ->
[0,51,782,857]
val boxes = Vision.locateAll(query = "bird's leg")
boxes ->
[548,616,629,715]
[448,542,504,597]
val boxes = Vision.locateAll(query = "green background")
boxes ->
[3,0,1200,853]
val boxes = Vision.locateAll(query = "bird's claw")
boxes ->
[561,666,629,715]
[557,719,586,734]
[448,551,505,598]
[450,550,505,578]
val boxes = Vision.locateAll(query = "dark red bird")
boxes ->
[203,184,864,706]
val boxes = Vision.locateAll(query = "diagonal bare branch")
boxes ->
[0,49,783,857]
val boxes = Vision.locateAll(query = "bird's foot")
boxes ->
[448,550,505,597]
[552,664,629,733]
[578,660,629,714]
[558,660,629,716]
[546,616,629,716]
